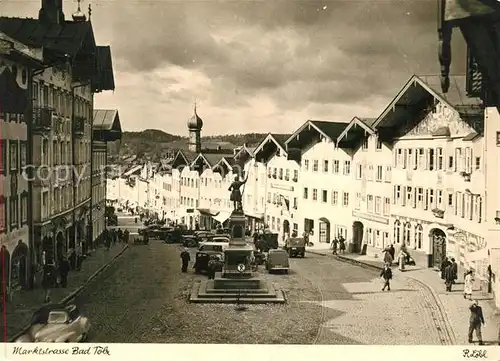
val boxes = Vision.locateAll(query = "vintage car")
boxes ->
[193,242,228,273]
[284,237,306,258]
[182,235,198,247]
[255,232,279,252]
[265,249,290,274]
[15,304,90,343]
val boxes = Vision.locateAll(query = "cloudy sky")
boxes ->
[1,0,467,135]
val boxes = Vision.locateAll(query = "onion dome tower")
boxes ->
[72,0,87,22]
[187,103,203,153]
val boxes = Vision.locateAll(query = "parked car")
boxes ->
[182,235,198,247]
[15,304,90,343]
[265,249,290,274]
[284,237,306,258]
[255,232,279,252]
[193,242,228,273]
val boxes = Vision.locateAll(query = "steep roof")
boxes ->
[285,120,347,150]
[0,17,93,58]
[93,109,120,130]
[252,133,290,161]
[96,46,115,91]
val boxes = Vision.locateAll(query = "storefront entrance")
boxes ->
[319,218,330,243]
[430,228,447,268]
[352,221,364,253]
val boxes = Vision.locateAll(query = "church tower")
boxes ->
[187,103,203,153]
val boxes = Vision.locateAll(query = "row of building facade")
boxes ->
[109,74,500,307]
[0,1,121,296]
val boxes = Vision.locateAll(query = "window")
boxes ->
[395,149,403,167]
[427,148,435,170]
[10,196,18,227]
[417,148,425,169]
[267,192,271,203]
[9,141,18,171]
[393,220,401,244]
[293,197,298,209]
[323,160,329,172]
[313,160,318,172]
[362,138,368,150]
[331,191,338,205]
[367,195,374,212]
[285,169,290,181]
[417,187,424,208]
[375,196,382,214]
[342,192,349,207]
[475,157,481,171]
[303,159,309,171]
[406,186,412,205]
[376,138,382,150]
[436,190,443,208]
[405,149,411,169]
[322,190,327,203]
[384,165,392,182]
[383,197,390,216]
[333,160,339,174]
[437,148,443,170]
[376,166,383,182]
[404,222,412,246]
[312,189,318,201]
[0,197,5,232]
[278,168,283,180]
[428,189,434,210]
[356,163,363,180]
[448,155,454,170]
[414,224,423,249]
[21,193,28,224]
[293,170,298,181]
[455,148,462,172]
[497,131,500,146]
[355,193,361,210]
[0,140,6,174]
[366,164,373,181]
[343,161,351,175]
[303,187,308,200]
[465,147,472,173]
[394,185,401,205]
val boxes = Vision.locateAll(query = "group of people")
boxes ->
[179,248,223,279]
[103,228,130,248]
[330,236,346,255]
[440,256,459,292]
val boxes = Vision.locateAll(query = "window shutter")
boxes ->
[424,149,429,170]
[393,186,397,205]
[403,149,407,169]
[393,151,398,168]
[424,189,429,210]
[412,188,417,208]
[413,150,418,170]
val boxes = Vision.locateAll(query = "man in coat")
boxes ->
[444,262,455,291]
[468,300,485,345]
[180,248,191,273]
[450,258,458,284]
[380,263,393,291]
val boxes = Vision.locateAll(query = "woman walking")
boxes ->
[464,269,474,299]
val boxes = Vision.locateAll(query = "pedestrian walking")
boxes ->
[207,256,217,280]
[180,248,191,273]
[331,238,338,255]
[451,258,458,284]
[59,257,70,288]
[464,269,474,299]
[444,262,455,292]
[440,256,450,280]
[380,263,392,291]
[388,244,395,261]
[338,236,346,254]
[397,249,406,271]
[468,300,485,345]
[383,248,393,265]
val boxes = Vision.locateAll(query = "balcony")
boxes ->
[74,116,85,137]
[33,107,53,132]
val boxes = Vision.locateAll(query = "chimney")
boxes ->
[39,0,65,24]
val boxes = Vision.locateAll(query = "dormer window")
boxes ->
[362,138,368,150]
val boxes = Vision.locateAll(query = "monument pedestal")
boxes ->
[189,210,286,304]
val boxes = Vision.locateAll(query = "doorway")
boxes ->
[430,228,447,268]
[352,221,364,253]
[318,218,330,243]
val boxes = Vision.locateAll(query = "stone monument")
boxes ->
[189,175,285,304]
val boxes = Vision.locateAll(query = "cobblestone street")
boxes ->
[74,240,450,344]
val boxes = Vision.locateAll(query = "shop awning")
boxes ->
[197,208,219,216]
[214,211,231,224]
[244,210,264,220]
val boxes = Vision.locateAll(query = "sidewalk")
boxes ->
[308,245,500,345]
[2,242,129,341]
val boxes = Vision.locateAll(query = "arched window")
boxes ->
[404,222,412,246]
[414,224,423,249]
[393,220,401,244]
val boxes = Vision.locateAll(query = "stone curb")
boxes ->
[8,245,129,342]
[327,253,457,345]
[406,275,457,344]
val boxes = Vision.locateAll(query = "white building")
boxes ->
[337,117,394,252]
[286,121,352,246]
[251,133,299,241]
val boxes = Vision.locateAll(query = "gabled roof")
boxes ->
[191,153,212,169]
[285,120,347,149]
[93,109,121,131]
[253,133,289,159]
[337,116,377,143]
[204,153,234,166]
[0,17,93,58]
[373,74,482,130]
[96,46,115,91]
[213,157,234,171]
[233,144,253,159]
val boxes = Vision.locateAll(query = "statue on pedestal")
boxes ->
[228,174,248,212]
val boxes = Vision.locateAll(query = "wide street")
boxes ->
[73,237,448,344]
